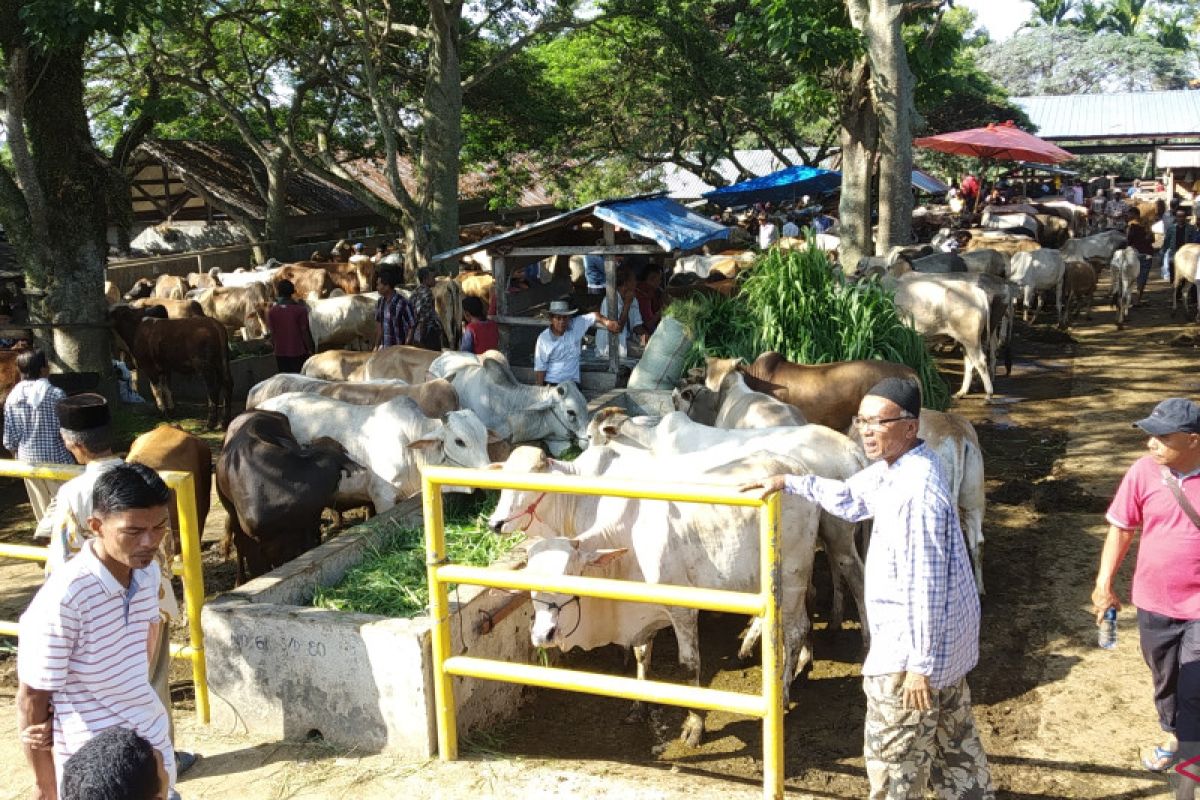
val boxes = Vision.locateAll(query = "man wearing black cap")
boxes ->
[743,377,992,798]
[1096,398,1200,792]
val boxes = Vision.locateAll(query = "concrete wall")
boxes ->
[202,497,536,757]
[106,245,262,293]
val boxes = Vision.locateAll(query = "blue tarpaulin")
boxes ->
[704,165,951,207]
[593,197,729,252]
[703,165,842,208]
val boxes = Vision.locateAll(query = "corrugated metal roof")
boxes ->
[1012,91,1200,141]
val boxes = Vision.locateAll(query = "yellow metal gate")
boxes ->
[422,466,786,800]
[0,460,210,723]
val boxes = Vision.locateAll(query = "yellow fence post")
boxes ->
[168,471,210,724]
[421,466,787,799]
[760,491,785,800]
[423,473,458,760]
[0,460,209,725]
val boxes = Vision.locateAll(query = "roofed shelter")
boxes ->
[1012,90,1200,156]
[432,194,729,384]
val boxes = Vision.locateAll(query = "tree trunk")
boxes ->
[864,0,914,253]
[263,150,291,261]
[837,57,879,273]
[1,39,113,391]
[416,0,464,270]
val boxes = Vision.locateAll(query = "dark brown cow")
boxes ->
[216,410,366,583]
[127,424,213,554]
[123,277,156,302]
[706,352,918,432]
[272,264,335,299]
[110,305,233,429]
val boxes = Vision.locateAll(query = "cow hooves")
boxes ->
[679,715,704,748]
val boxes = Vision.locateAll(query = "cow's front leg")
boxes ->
[623,639,655,724]
[667,608,705,747]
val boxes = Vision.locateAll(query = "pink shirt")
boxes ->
[1107,455,1200,619]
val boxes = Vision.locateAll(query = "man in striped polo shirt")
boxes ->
[16,463,177,798]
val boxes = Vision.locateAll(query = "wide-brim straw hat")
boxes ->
[547,299,578,316]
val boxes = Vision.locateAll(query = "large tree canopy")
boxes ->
[977,26,1192,95]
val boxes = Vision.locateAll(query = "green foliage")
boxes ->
[665,242,950,410]
[978,23,1192,95]
[311,496,522,619]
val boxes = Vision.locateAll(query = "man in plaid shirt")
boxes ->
[3,349,74,522]
[744,377,992,799]
[411,268,444,351]
[374,267,416,348]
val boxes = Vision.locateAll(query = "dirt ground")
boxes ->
[0,281,1196,798]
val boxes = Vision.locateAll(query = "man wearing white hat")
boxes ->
[534,300,622,386]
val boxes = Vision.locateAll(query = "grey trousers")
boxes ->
[1138,609,1200,799]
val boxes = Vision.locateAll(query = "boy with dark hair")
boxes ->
[4,348,73,521]
[18,463,177,799]
[460,296,499,354]
[60,726,165,800]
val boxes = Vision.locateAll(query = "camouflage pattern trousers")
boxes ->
[863,673,995,799]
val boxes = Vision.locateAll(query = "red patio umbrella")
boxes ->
[915,121,1073,210]
[914,120,1074,164]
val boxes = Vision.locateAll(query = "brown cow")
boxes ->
[123,277,157,302]
[127,424,213,554]
[0,351,20,456]
[706,353,918,432]
[187,284,271,338]
[153,275,187,300]
[187,268,221,289]
[273,264,335,299]
[301,350,373,381]
[246,374,459,418]
[324,270,360,295]
[457,272,495,303]
[103,281,121,305]
[110,305,234,429]
[360,345,441,382]
[217,410,367,583]
[962,232,1040,263]
[130,298,206,319]
[432,277,463,346]
[1063,259,1098,324]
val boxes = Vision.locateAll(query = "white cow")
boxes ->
[493,445,821,746]
[1061,230,1127,266]
[256,393,492,511]
[430,351,589,454]
[1008,248,1066,326]
[1109,247,1139,328]
[304,291,379,350]
[1173,243,1200,321]
[981,210,1040,239]
[673,367,806,429]
[211,267,280,288]
[673,252,755,280]
[892,275,996,397]
[585,409,868,637]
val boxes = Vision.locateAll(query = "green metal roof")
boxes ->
[1012,91,1200,141]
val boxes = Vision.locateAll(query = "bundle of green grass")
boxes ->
[312,495,522,618]
[665,242,949,410]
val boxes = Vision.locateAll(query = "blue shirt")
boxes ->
[583,256,606,289]
[785,443,980,688]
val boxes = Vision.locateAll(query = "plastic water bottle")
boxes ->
[1098,608,1118,649]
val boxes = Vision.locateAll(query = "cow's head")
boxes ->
[526,537,626,648]
[409,409,491,480]
[308,436,370,496]
[122,278,155,302]
[672,384,718,425]
[586,407,628,448]
[488,446,552,534]
[703,356,743,393]
[533,381,589,449]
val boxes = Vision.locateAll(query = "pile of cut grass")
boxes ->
[311,493,522,619]
[664,240,949,410]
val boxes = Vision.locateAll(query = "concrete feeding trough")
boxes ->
[201,497,538,756]
[135,353,277,404]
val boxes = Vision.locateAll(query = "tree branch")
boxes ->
[3,48,49,243]
[462,12,588,92]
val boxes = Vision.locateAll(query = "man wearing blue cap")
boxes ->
[742,377,992,799]
[1096,398,1200,793]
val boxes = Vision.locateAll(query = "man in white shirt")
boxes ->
[17,463,177,799]
[596,269,649,360]
[757,213,779,250]
[534,300,621,386]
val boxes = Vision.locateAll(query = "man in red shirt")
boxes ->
[460,296,498,354]
[266,279,314,373]
[1096,398,1200,791]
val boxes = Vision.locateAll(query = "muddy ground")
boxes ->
[0,281,1195,798]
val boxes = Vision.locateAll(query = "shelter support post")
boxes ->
[493,255,509,363]
[603,223,619,377]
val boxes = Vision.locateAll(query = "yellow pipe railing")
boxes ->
[0,459,209,723]
[422,465,786,800]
